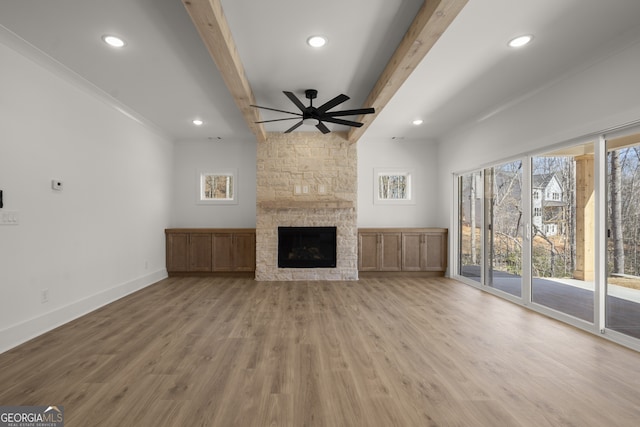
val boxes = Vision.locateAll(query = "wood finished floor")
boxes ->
[1,276,640,426]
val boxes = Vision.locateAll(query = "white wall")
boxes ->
[0,39,174,352]
[171,139,257,227]
[358,138,439,227]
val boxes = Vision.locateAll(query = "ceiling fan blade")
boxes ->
[317,94,350,113]
[255,117,303,124]
[284,120,304,133]
[320,117,363,128]
[323,107,375,117]
[316,121,331,134]
[283,91,307,112]
[250,104,302,116]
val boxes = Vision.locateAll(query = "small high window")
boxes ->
[374,168,414,204]
[197,169,238,205]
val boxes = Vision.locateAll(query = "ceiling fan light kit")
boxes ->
[251,89,375,134]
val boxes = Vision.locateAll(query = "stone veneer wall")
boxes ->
[256,132,358,281]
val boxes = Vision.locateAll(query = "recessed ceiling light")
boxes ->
[307,36,327,48]
[102,35,126,48]
[192,119,204,126]
[412,119,424,126]
[508,35,533,48]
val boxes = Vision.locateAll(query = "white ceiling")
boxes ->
[2,0,640,142]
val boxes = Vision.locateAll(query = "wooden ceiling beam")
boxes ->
[182,0,267,143]
[347,0,468,143]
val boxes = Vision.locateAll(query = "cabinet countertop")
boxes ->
[165,228,256,234]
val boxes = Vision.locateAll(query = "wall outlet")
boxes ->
[0,211,19,225]
[41,289,49,304]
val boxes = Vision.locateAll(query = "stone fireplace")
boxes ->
[256,132,358,281]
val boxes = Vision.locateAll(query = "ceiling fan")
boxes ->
[251,89,375,134]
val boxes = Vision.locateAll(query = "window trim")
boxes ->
[196,168,238,205]
[373,168,415,205]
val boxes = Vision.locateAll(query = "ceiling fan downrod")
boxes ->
[305,89,318,106]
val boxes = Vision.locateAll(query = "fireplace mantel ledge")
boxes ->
[258,199,354,210]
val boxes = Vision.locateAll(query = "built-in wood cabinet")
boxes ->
[167,227,445,275]
[358,231,402,271]
[233,233,257,271]
[358,233,379,271]
[212,232,256,272]
[358,228,447,273]
[212,233,234,271]
[189,233,213,271]
[401,231,447,272]
[166,233,189,272]
[165,229,255,275]
[401,232,424,271]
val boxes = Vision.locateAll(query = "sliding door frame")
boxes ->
[600,127,640,349]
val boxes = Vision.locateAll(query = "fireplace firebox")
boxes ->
[278,226,337,268]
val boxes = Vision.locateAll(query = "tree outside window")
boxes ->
[374,168,415,204]
[197,169,238,205]
[203,174,233,200]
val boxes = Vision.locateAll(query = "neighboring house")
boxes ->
[461,172,567,237]
[532,173,565,236]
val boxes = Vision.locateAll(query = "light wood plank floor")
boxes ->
[1,276,640,426]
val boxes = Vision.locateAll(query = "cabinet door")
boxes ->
[189,234,212,271]
[401,232,424,271]
[234,233,256,271]
[166,233,189,272]
[380,232,402,271]
[424,232,447,271]
[212,234,234,271]
[358,233,380,271]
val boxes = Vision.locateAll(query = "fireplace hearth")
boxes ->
[278,226,337,268]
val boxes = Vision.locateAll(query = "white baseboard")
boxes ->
[0,269,168,354]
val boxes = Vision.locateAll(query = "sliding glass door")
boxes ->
[455,129,640,349]
[458,162,524,297]
[606,131,640,339]
[459,172,482,282]
[530,142,595,322]
[485,161,523,298]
